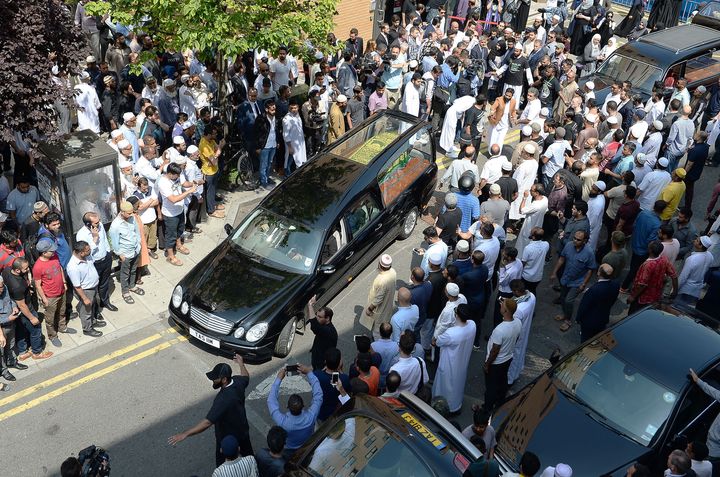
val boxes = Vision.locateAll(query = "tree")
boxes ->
[0,0,88,142]
[87,0,340,72]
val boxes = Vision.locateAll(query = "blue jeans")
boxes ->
[675,293,699,307]
[205,172,219,214]
[17,314,43,354]
[666,150,684,172]
[259,147,276,185]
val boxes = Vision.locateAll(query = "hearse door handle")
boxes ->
[345,251,354,260]
[374,223,383,231]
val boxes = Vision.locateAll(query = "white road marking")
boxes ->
[247,373,312,400]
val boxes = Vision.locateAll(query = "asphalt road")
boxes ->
[4,149,719,477]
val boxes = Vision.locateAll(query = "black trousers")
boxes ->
[523,279,539,295]
[93,253,113,307]
[621,252,647,290]
[185,195,203,230]
[215,434,253,467]
[484,359,512,412]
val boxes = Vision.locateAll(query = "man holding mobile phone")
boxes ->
[76,212,117,312]
[0,275,26,382]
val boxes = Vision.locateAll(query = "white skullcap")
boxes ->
[110,130,123,138]
[501,161,513,171]
[456,240,470,252]
[540,107,549,116]
[163,79,175,88]
[554,464,573,477]
[86,55,97,63]
[585,113,597,123]
[379,254,393,267]
[186,145,199,155]
[172,156,187,165]
[181,74,190,82]
[585,81,595,90]
[653,120,664,130]
[118,159,132,169]
[336,94,348,103]
[658,157,669,167]
[524,143,537,154]
[52,65,59,75]
[117,139,130,149]
[123,112,135,122]
[522,125,532,136]
[635,153,646,164]
[701,236,713,249]
[445,283,460,297]
[630,123,644,138]
[172,136,185,145]
[607,116,618,125]
[428,251,444,265]
[594,180,606,191]
[490,183,501,195]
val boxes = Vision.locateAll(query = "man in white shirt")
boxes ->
[478,144,509,195]
[676,236,714,307]
[135,145,165,186]
[518,87,541,125]
[440,147,480,191]
[483,298,522,411]
[269,46,294,92]
[419,227,448,277]
[541,127,571,190]
[389,331,429,394]
[183,145,204,233]
[601,82,622,118]
[133,177,159,259]
[400,73,422,117]
[521,227,550,294]
[433,283,467,339]
[390,288,420,341]
[157,163,196,266]
[637,157,672,211]
[642,121,664,167]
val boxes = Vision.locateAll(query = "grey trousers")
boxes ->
[0,323,16,373]
[75,288,97,332]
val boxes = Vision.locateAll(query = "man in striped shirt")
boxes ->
[212,435,258,477]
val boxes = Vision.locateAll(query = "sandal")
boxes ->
[216,204,226,210]
[559,320,572,332]
[135,279,144,285]
[166,257,183,266]
[130,287,145,296]
[177,246,190,255]
[0,383,9,392]
[123,293,135,304]
[149,251,159,260]
[554,315,566,322]
[190,227,202,234]
[209,211,226,218]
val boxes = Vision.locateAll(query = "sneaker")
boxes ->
[32,351,53,360]
[59,328,77,334]
[18,351,32,361]
[50,337,62,348]
[83,329,103,338]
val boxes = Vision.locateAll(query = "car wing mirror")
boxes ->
[319,264,336,274]
[224,224,233,236]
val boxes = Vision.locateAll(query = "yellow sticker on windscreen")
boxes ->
[401,412,446,449]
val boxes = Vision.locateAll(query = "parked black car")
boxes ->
[492,305,720,476]
[286,392,481,476]
[169,111,437,361]
[585,24,720,105]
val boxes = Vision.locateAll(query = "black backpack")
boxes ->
[23,231,53,268]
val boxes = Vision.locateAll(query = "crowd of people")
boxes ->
[13,0,719,475]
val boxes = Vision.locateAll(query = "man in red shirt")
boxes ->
[0,230,24,273]
[32,238,67,347]
[627,240,678,315]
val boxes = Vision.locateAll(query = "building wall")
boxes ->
[334,0,375,46]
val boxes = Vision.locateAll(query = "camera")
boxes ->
[78,445,110,477]
[286,364,299,376]
[308,110,325,127]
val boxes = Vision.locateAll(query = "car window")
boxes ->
[552,335,678,446]
[377,128,432,207]
[664,63,685,88]
[327,115,419,165]
[345,195,381,238]
[671,368,720,444]
[230,208,322,274]
[303,416,433,477]
[596,54,663,94]
[321,221,347,264]
[698,1,720,19]
[685,52,720,85]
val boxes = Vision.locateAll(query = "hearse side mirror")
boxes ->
[224,224,233,236]
[319,264,336,274]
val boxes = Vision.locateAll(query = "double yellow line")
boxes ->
[0,328,186,423]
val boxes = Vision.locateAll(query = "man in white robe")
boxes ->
[74,72,102,133]
[439,95,476,155]
[514,184,548,255]
[432,303,476,412]
[507,282,537,385]
[587,181,606,252]
[282,103,307,172]
[400,73,422,117]
[433,283,467,339]
[509,144,539,220]
[178,74,197,122]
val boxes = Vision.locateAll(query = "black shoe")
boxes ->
[103,303,118,312]
[2,370,16,381]
[92,320,107,328]
[59,328,76,335]
[9,362,28,370]
[83,329,103,337]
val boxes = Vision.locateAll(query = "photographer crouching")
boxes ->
[60,445,110,477]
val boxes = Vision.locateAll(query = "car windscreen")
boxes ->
[596,53,663,94]
[230,208,321,274]
[699,1,720,19]
[325,115,418,165]
[551,342,677,446]
[303,415,434,476]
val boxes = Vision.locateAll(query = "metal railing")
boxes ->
[611,0,700,22]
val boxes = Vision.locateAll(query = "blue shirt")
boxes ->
[38,226,71,268]
[120,125,139,162]
[560,242,597,287]
[613,155,634,175]
[313,370,351,421]
[631,210,661,256]
[437,63,460,89]
[452,257,473,275]
[268,372,323,450]
[108,215,141,258]
[371,338,400,378]
[76,225,110,263]
[390,305,419,341]
[381,59,404,90]
[0,286,15,324]
[455,192,481,232]
[422,55,438,74]
[409,281,433,322]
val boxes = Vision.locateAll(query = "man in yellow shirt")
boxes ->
[659,168,686,222]
[198,126,226,218]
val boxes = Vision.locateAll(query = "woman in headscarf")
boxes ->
[648,0,682,30]
[615,0,646,37]
[581,34,602,77]
[598,36,618,62]
[487,39,507,102]
[569,0,598,56]
[596,10,616,45]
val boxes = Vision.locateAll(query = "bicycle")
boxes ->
[228,139,259,190]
